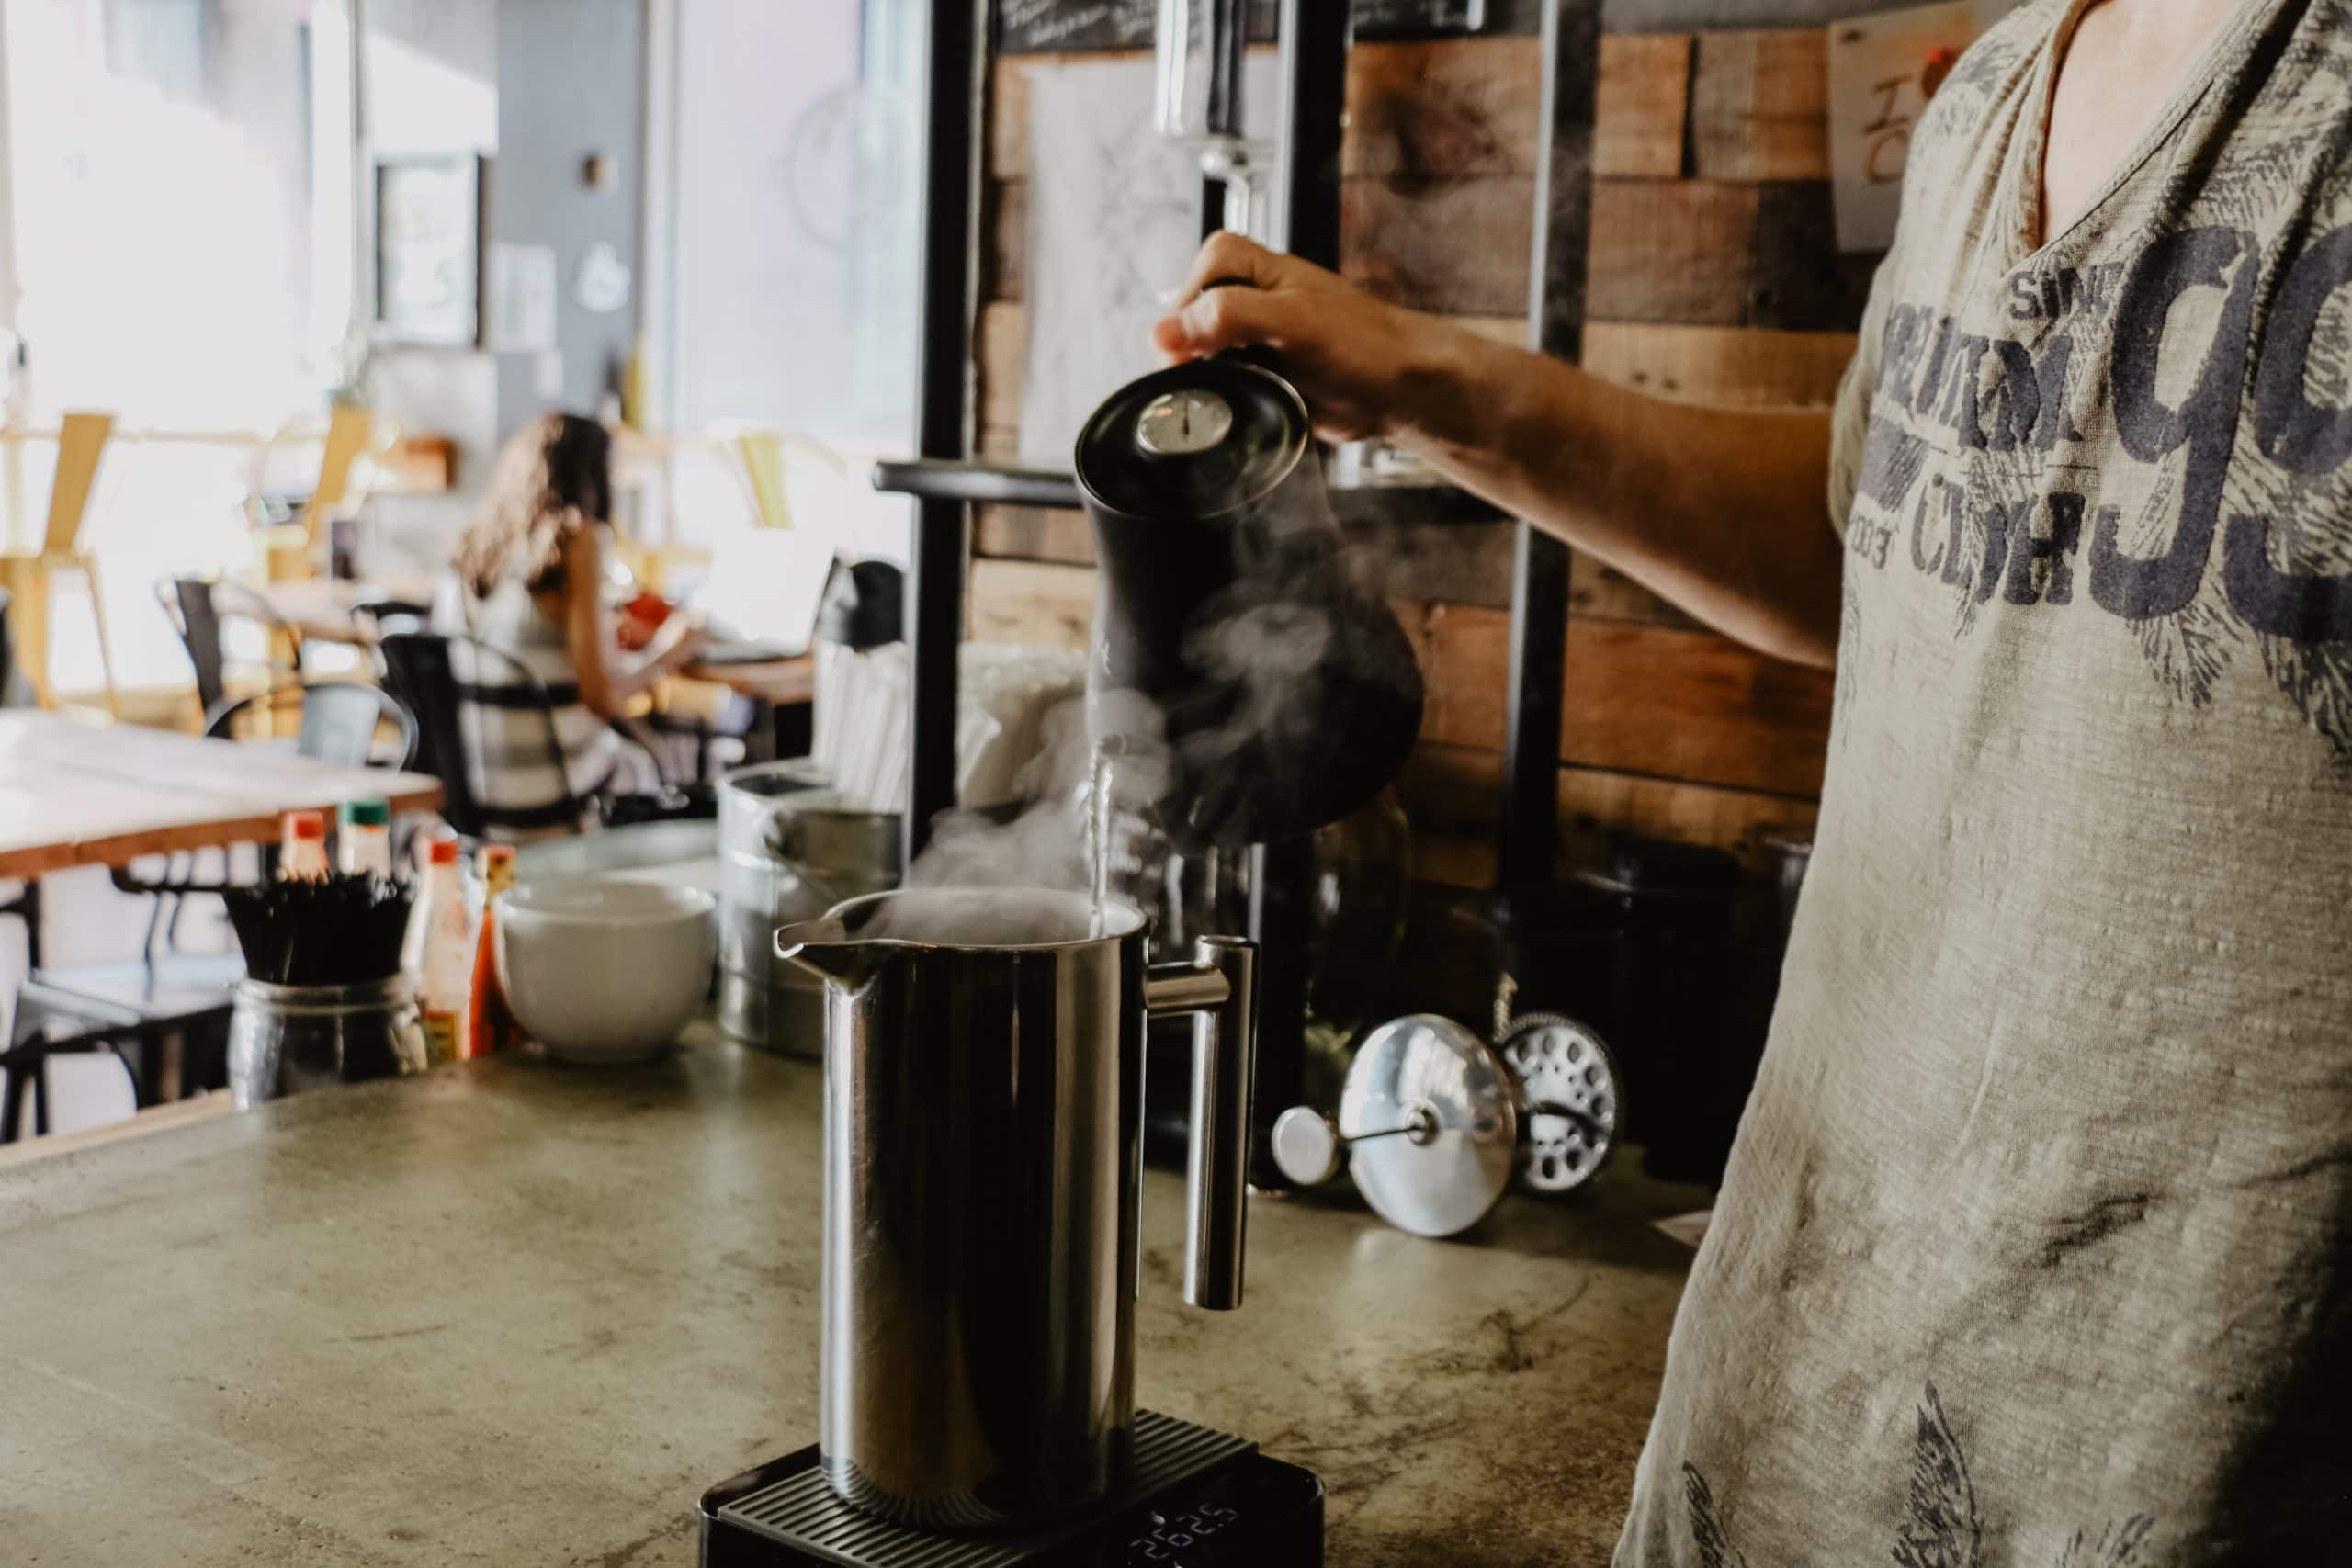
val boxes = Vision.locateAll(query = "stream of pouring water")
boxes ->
[1089,737,1115,939]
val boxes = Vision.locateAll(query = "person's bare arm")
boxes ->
[555,525,708,719]
[1155,233,1845,669]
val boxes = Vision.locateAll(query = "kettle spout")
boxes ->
[774,916,862,980]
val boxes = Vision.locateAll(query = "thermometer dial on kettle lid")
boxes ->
[1136,389,1235,456]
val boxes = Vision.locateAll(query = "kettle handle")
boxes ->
[1196,276,1290,378]
[1144,935,1259,1311]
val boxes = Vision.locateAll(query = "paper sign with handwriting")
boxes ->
[1826,1,2016,254]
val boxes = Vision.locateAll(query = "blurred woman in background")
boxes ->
[435,412,705,834]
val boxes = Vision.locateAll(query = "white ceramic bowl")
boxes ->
[493,878,718,1063]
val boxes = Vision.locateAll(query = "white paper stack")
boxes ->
[808,640,1087,814]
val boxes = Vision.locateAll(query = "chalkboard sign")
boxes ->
[995,0,1492,56]
[995,0,1255,53]
[1354,0,1485,37]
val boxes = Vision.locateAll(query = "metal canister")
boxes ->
[715,761,900,1057]
[227,975,425,1110]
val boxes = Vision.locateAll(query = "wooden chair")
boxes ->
[304,404,375,560]
[604,423,840,597]
[719,424,845,531]
[731,426,796,530]
[257,403,375,585]
[0,412,120,716]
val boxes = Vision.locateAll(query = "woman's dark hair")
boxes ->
[454,412,615,598]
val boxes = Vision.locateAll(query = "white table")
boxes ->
[0,712,443,879]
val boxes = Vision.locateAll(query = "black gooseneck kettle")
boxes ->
[1071,341,1424,850]
[871,288,1426,849]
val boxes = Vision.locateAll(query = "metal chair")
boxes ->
[11,684,421,1133]
[2,947,239,1137]
[156,574,307,720]
[198,679,417,889]
[0,986,145,1143]
[205,680,418,771]
[379,630,582,842]
[351,595,432,641]
[0,588,38,969]
[249,404,378,580]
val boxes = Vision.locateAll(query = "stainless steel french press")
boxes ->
[776,887,1258,1533]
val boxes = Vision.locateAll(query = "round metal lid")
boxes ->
[1498,1012,1623,1196]
[1073,355,1308,524]
[1339,1014,1516,1239]
[1270,1105,1344,1188]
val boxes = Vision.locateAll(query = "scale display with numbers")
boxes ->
[699,1413,1324,1567]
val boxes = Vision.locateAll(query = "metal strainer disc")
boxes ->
[1340,1014,1517,1238]
[1498,1012,1623,1196]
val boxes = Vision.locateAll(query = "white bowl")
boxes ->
[493,878,718,1063]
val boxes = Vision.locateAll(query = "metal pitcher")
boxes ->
[776,887,1257,1532]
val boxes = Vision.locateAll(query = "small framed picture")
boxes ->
[373,152,483,346]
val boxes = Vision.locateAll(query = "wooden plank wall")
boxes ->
[973,30,1862,888]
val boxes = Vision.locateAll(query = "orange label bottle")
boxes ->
[465,844,526,1058]
[279,810,329,881]
[408,834,468,1066]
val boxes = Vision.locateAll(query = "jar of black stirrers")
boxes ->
[222,870,426,1107]
[227,974,426,1109]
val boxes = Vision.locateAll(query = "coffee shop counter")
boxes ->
[0,1036,1706,1567]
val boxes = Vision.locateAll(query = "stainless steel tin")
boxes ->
[776,888,1257,1532]
[715,761,898,1057]
[227,975,425,1110]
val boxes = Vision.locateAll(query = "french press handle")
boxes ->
[1142,935,1259,1311]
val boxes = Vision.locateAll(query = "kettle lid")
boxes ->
[1074,356,1309,524]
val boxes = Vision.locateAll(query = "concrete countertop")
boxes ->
[0,1041,1702,1566]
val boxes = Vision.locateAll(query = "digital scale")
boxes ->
[699,1412,1324,1566]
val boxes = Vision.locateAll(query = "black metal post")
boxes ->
[903,0,985,867]
[1532,0,1598,364]
[872,457,1080,510]
[1277,0,1347,264]
[1500,526,1568,908]
[1499,0,1599,912]
[1238,0,1351,1182]
[1199,171,1227,243]
[1245,834,1315,1178]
